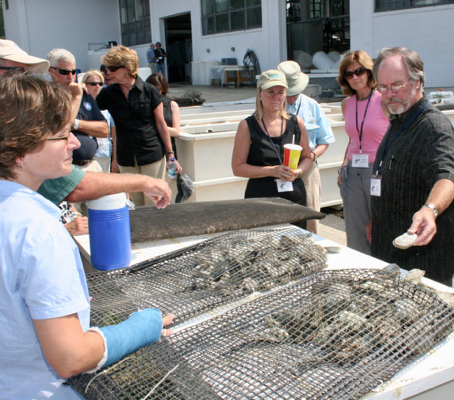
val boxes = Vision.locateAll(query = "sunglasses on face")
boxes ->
[0,66,25,72]
[344,66,367,80]
[87,82,103,87]
[105,65,125,72]
[50,66,77,76]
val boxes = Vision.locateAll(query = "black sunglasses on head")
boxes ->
[344,66,367,80]
[87,82,103,87]
[50,66,77,76]
[0,66,26,72]
[105,65,125,72]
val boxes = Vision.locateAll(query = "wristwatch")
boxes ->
[311,151,317,162]
[422,203,438,218]
[73,119,80,131]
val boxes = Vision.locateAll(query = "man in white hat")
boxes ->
[0,39,49,75]
[278,60,335,234]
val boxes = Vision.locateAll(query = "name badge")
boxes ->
[352,153,369,168]
[276,179,294,193]
[371,175,381,197]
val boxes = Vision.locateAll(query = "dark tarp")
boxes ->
[130,197,325,243]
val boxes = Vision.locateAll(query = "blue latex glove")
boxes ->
[100,308,162,367]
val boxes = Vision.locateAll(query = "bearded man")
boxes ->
[368,47,454,286]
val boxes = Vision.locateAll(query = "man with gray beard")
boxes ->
[368,47,454,286]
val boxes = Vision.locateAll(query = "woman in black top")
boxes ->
[146,73,180,158]
[232,69,312,207]
[97,45,180,206]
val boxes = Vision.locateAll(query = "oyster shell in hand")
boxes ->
[393,232,417,249]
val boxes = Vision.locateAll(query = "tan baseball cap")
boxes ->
[277,61,309,96]
[257,69,288,90]
[0,39,49,74]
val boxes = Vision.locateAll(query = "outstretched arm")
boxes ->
[409,178,454,246]
[65,172,171,209]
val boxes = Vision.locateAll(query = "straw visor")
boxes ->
[0,39,49,74]
[257,69,288,91]
[277,61,309,96]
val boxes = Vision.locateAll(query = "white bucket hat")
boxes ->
[0,39,49,74]
[277,61,309,96]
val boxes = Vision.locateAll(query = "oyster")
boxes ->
[393,231,418,249]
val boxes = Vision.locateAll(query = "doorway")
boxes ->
[286,0,350,64]
[164,13,192,83]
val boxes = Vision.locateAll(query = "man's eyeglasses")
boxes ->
[87,82,103,87]
[377,79,412,94]
[50,66,77,76]
[344,67,367,80]
[263,90,286,99]
[0,66,25,72]
[105,65,125,72]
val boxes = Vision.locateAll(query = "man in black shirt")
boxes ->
[48,48,108,172]
[369,47,454,285]
[154,42,167,77]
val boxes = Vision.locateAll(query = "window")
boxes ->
[201,0,262,35]
[119,0,151,46]
[376,0,454,12]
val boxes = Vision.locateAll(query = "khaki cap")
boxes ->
[257,69,288,90]
[0,39,49,74]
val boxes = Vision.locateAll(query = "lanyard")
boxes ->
[375,101,430,175]
[262,117,284,165]
[355,88,374,153]
[295,100,301,116]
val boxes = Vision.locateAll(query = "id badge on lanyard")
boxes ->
[277,179,294,192]
[370,175,381,196]
[352,153,369,168]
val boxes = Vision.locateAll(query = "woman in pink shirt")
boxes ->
[337,50,390,254]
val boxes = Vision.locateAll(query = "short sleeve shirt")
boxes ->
[0,181,90,399]
[287,94,335,151]
[37,166,85,205]
[73,92,107,161]
[96,77,164,166]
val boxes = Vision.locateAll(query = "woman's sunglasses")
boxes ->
[105,65,125,72]
[87,82,103,87]
[344,67,367,80]
[50,66,77,76]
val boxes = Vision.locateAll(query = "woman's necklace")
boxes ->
[356,89,372,101]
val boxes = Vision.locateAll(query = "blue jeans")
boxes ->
[156,63,166,76]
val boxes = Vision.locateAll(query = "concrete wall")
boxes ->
[3,0,120,71]
[350,2,454,87]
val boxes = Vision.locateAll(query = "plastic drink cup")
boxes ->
[283,144,302,170]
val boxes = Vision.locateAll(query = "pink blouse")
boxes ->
[344,90,390,163]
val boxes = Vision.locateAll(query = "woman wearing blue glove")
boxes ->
[0,73,173,399]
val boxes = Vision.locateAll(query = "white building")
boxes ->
[3,0,454,87]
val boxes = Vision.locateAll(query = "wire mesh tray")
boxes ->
[70,268,454,399]
[87,227,327,327]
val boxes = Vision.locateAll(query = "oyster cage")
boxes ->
[70,268,454,399]
[87,227,327,327]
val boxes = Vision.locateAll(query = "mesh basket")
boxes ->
[70,268,454,399]
[87,227,327,327]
